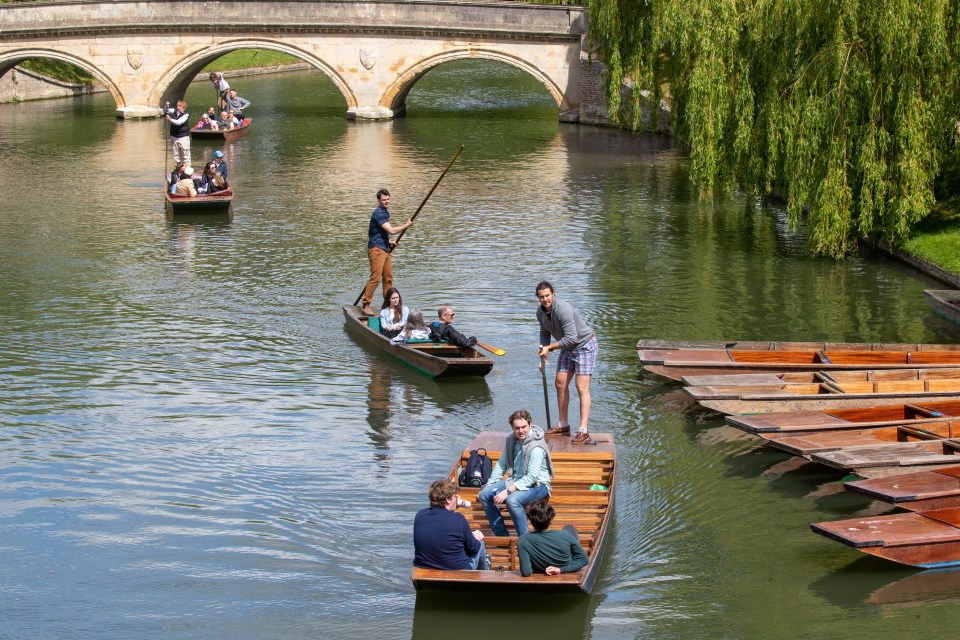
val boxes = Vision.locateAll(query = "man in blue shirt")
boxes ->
[413,479,488,571]
[361,189,413,316]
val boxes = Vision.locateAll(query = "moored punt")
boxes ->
[925,290,960,326]
[411,431,615,593]
[845,466,960,512]
[684,378,960,415]
[165,183,233,212]
[342,305,493,378]
[189,118,252,141]
[811,508,960,569]
[763,422,960,458]
[638,338,960,352]
[726,400,960,434]
[682,368,960,387]
[640,347,960,382]
[809,440,960,478]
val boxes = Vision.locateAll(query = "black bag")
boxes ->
[459,448,492,487]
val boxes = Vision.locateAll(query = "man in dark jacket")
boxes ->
[164,99,191,168]
[430,306,476,347]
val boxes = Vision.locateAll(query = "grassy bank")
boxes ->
[202,50,300,72]
[901,204,960,276]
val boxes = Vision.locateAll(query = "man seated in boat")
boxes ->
[429,306,477,348]
[413,479,489,571]
[194,114,218,131]
[478,410,553,536]
[218,110,240,130]
[173,167,198,197]
[517,499,587,577]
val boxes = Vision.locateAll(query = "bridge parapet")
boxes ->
[0,1,588,119]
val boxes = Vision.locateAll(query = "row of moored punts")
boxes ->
[638,338,960,569]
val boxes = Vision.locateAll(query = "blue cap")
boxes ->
[213,150,224,158]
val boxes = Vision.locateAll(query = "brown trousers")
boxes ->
[363,247,393,306]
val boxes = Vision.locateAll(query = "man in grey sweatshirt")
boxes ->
[535,281,597,444]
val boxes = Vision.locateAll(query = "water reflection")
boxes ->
[413,591,595,640]
[810,560,960,610]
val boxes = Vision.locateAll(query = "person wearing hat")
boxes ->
[174,166,198,197]
[212,150,228,180]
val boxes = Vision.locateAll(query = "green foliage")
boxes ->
[20,58,95,84]
[203,49,300,72]
[588,0,960,257]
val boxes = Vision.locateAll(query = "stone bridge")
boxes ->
[0,0,588,119]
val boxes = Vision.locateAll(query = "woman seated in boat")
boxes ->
[390,308,431,344]
[517,499,587,577]
[196,162,227,195]
[379,287,409,339]
[169,161,186,192]
[194,114,218,131]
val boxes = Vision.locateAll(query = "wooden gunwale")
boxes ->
[342,305,493,378]
[410,431,615,593]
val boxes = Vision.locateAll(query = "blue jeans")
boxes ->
[479,480,550,536]
[467,539,489,570]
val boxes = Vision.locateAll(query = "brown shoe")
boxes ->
[361,305,376,316]
[571,430,590,445]
[545,424,570,437]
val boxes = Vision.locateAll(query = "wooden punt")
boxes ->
[682,368,960,387]
[844,466,960,512]
[763,422,960,458]
[726,399,960,434]
[925,290,960,326]
[165,183,233,212]
[189,118,252,141]
[811,508,960,569]
[809,440,960,478]
[684,378,960,415]
[638,341,960,382]
[638,338,960,352]
[410,431,615,593]
[342,305,494,378]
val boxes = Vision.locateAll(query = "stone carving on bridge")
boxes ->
[359,48,377,70]
[126,48,144,70]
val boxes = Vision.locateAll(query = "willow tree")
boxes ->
[588,0,960,256]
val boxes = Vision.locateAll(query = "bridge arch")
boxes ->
[381,49,565,117]
[151,39,357,110]
[0,49,124,107]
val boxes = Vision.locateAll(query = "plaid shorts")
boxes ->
[557,335,598,375]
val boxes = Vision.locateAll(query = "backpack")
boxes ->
[459,448,492,487]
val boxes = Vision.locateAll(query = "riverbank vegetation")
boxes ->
[586,0,960,261]
[204,50,300,72]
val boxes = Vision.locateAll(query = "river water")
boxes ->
[2,62,960,639]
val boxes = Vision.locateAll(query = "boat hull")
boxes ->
[342,305,493,378]
[925,290,960,326]
[189,119,252,141]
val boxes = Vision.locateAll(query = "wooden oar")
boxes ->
[475,341,505,356]
[352,145,465,306]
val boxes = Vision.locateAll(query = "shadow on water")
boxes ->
[412,591,595,640]
[810,557,960,609]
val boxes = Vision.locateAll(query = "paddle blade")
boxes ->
[475,341,505,356]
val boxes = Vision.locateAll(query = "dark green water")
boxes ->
[2,62,960,639]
